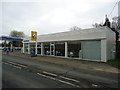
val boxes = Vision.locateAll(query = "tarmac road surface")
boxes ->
[3,63,78,88]
[2,54,119,88]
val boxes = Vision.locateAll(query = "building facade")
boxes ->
[22,26,116,62]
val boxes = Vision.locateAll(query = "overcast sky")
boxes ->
[1,0,118,37]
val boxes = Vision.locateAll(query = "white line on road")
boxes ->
[5,61,27,68]
[92,84,98,87]
[57,79,80,88]
[3,62,22,69]
[11,65,22,69]
[42,71,57,76]
[59,76,79,83]
[37,73,56,80]
[37,72,80,88]
[42,71,79,83]
[3,61,80,88]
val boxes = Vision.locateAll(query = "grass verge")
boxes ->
[106,59,120,69]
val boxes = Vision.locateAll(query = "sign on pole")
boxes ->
[31,31,37,41]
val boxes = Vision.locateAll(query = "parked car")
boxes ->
[14,47,22,50]
[0,47,4,50]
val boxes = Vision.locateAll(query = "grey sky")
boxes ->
[1,0,118,37]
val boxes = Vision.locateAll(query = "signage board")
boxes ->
[31,31,37,41]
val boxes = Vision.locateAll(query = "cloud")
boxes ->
[1,0,118,36]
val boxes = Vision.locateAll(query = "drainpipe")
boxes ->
[22,42,24,53]
[65,42,68,58]
[35,41,37,55]
[41,43,44,55]
[28,43,30,54]
[4,39,6,49]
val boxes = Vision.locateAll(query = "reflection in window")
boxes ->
[30,43,36,53]
[37,43,41,54]
[43,42,50,55]
[24,43,28,53]
[68,41,81,58]
[55,42,65,56]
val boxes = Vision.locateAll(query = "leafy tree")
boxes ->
[10,30,25,37]
[9,30,25,47]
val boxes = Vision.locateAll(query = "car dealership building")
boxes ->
[22,26,116,62]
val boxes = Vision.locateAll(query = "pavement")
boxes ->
[2,51,120,74]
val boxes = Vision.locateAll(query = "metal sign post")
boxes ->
[35,39,37,55]
[31,31,37,56]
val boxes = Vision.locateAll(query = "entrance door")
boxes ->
[37,43,41,54]
[50,43,55,56]
[30,43,36,53]
[82,40,101,61]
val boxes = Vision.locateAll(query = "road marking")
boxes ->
[57,79,80,88]
[59,76,79,83]
[37,72,80,88]
[5,61,27,68]
[42,71,79,83]
[3,62,22,69]
[14,63,27,68]
[3,61,80,88]
[92,84,98,87]
[2,62,10,65]
[11,65,22,69]
[42,71,57,76]
[37,73,56,80]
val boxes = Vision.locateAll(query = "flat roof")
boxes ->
[23,26,115,42]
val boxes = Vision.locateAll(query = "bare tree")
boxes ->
[111,16,120,31]
[70,26,81,31]
[92,22,103,28]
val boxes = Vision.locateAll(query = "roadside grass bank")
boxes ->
[106,59,120,69]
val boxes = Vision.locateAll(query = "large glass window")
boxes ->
[24,43,28,53]
[55,42,65,56]
[30,43,36,53]
[68,41,81,58]
[43,42,50,55]
[37,43,41,54]
[50,42,55,56]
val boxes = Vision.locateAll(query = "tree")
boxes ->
[111,16,120,41]
[70,26,81,31]
[10,30,25,37]
[111,16,120,59]
[92,22,103,28]
[92,15,120,41]
[92,16,120,58]
[9,30,25,47]
[111,16,120,31]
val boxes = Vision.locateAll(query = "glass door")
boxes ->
[50,43,55,56]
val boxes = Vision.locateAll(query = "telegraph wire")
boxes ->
[108,1,119,17]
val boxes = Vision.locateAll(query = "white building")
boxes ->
[22,26,116,62]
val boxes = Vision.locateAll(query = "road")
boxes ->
[2,54,119,88]
[3,63,77,88]
[0,53,2,89]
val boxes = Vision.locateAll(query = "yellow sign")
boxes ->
[31,31,37,41]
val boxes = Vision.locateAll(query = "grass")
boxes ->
[106,59,120,69]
